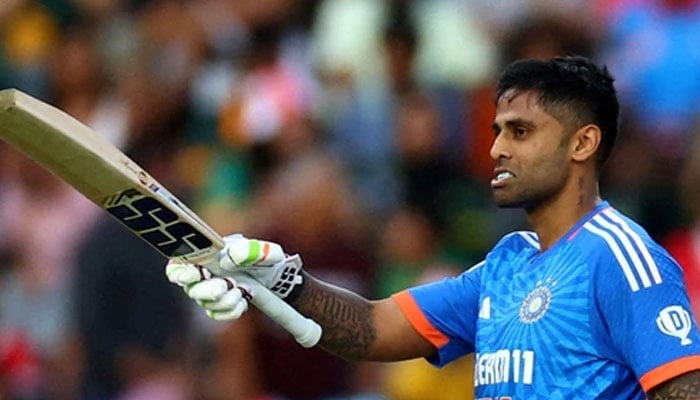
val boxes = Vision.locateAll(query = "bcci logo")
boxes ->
[519,280,554,324]
[656,305,693,346]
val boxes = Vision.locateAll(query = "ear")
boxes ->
[571,124,601,163]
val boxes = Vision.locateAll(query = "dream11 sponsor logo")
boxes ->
[474,349,535,387]
[656,305,693,346]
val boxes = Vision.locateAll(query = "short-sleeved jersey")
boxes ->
[393,201,700,399]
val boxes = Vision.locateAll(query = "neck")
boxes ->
[527,173,601,251]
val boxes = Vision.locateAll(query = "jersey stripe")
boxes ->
[584,222,641,291]
[592,215,653,289]
[602,209,663,284]
[639,355,700,392]
[518,231,540,249]
[470,260,486,271]
[391,290,450,348]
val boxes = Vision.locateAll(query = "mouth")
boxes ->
[491,169,514,188]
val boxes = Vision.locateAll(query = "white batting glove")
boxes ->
[165,261,251,321]
[212,234,304,300]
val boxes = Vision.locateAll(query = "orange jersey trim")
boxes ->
[391,290,449,348]
[640,355,700,392]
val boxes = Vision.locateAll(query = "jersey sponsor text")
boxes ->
[475,349,535,387]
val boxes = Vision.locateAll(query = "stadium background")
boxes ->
[1,0,699,399]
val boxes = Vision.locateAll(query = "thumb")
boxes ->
[219,237,285,272]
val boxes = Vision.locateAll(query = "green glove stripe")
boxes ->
[243,240,262,265]
[185,283,196,296]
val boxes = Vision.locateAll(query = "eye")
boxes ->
[514,127,527,137]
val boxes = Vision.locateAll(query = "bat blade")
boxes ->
[0,88,222,263]
[0,88,322,348]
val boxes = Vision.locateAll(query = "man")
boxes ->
[167,56,700,398]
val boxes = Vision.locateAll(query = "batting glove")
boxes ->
[214,234,305,301]
[166,261,251,321]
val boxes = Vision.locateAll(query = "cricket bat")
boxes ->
[0,88,322,348]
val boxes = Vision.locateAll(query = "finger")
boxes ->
[166,262,209,285]
[221,237,285,270]
[185,278,230,301]
[165,263,197,285]
[237,283,253,302]
[206,299,248,321]
[201,287,244,311]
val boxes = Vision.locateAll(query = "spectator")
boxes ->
[211,150,379,400]
[663,130,700,321]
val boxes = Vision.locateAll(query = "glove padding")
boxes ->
[215,234,304,300]
[166,261,250,321]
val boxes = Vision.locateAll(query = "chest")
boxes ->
[475,247,594,351]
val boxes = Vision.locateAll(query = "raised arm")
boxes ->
[290,273,436,361]
[165,234,437,362]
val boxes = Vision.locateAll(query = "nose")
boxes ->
[489,134,511,161]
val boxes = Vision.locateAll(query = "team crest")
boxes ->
[519,279,555,323]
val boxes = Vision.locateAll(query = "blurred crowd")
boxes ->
[1,0,700,399]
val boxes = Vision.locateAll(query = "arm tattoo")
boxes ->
[648,370,700,400]
[291,274,376,361]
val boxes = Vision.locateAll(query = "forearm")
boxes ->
[289,272,378,361]
[170,236,433,361]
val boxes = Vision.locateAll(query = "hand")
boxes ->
[214,234,304,300]
[166,235,321,347]
[165,261,250,321]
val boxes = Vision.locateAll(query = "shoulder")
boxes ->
[576,207,681,292]
[481,231,540,277]
[491,230,541,253]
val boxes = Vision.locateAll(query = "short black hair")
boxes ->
[496,56,620,169]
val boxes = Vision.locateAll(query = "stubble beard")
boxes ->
[492,179,563,213]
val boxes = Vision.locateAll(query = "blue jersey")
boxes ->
[393,201,700,399]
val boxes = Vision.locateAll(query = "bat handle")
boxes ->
[233,274,323,348]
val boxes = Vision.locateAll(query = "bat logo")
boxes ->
[120,158,150,186]
[137,171,149,186]
[104,189,213,258]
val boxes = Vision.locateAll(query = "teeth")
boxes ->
[496,172,513,181]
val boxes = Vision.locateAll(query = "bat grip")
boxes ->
[234,274,323,348]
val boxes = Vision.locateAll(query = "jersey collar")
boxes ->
[565,200,611,242]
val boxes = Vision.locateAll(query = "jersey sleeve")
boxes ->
[594,243,700,392]
[392,262,481,367]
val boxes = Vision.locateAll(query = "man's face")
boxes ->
[490,89,572,210]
